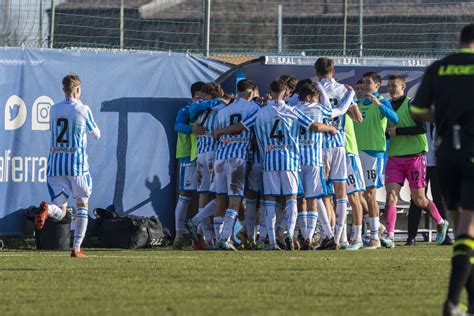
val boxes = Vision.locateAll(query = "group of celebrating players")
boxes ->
[173,57,450,251]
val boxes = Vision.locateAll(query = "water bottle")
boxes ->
[452,124,461,150]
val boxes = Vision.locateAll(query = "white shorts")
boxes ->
[196,151,215,193]
[247,162,263,193]
[47,174,92,203]
[323,147,347,181]
[214,158,247,197]
[178,158,197,192]
[346,154,366,194]
[300,165,327,199]
[263,170,298,196]
[359,150,384,189]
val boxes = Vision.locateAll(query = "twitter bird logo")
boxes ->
[9,104,20,121]
[4,95,27,130]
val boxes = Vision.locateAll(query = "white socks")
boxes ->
[351,224,362,243]
[335,198,348,244]
[369,217,380,240]
[297,212,308,241]
[73,207,88,252]
[192,200,216,226]
[340,224,348,243]
[175,195,190,237]
[245,199,258,242]
[317,199,334,239]
[257,207,267,243]
[220,209,238,241]
[48,204,66,221]
[306,211,319,241]
[263,201,277,246]
[213,216,224,240]
[286,200,298,240]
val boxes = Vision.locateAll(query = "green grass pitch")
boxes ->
[0,245,454,315]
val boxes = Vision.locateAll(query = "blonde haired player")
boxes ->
[35,74,100,258]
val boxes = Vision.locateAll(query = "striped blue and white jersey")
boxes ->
[196,103,225,154]
[254,100,314,172]
[47,98,100,176]
[320,78,355,148]
[249,137,262,165]
[215,99,260,160]
[296,101,332,166]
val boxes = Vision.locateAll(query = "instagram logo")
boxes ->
[32,96,54,131]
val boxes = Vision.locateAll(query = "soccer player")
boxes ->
[405,122,452,246]
[297,82,355,250]
[345,107,366,250]
[210,79,260,250]
[244,88,265,249]
[315,57,362,249]
[410,23,474,316]
[354,79,365,102]
[286,78,312,107]
[172,81,206,250]
[254,79,337,250]
[383,74,448,248]
[186,82,226,249]
[354,71,398,249]
[35,74,100,258]
[280,74,298,100]
[243,138,262,249]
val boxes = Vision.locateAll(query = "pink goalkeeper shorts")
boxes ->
[385,155,427,189]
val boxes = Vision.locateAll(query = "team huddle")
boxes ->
[174,57,450,251]
[30,59,451,256]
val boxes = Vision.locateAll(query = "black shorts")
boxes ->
[436,142,474,210]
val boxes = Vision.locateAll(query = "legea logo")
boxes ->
[4,95,54,130]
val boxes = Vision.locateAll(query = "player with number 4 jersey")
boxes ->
[253,79,337,250]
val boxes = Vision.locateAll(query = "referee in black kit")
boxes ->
[410,23,474,316]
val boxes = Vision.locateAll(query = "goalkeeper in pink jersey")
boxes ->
[383,74,449,248]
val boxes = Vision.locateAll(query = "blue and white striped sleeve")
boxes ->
[85,107,100,139]
[240,108,259,130]
[293,107,314,130]
[320,105,333,119]
[189,99,221,121]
